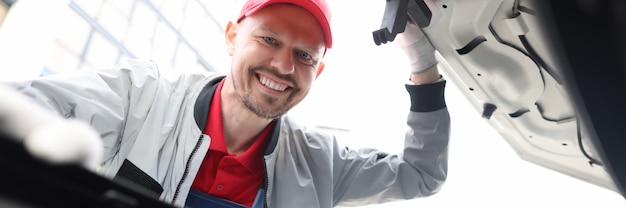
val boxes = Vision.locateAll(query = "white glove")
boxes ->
[25,119,103,170]
[0,85,103,170]
[394,22,438,74]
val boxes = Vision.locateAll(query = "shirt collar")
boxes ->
[205,79,275,172]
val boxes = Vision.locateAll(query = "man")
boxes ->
[7,0,449,207]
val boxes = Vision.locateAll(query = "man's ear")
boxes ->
[225,21,237,56]
[315,62,325,79]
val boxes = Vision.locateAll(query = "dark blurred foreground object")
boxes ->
[0,131,175,208]
[535,0,626,198]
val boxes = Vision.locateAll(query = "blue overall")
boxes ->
[184,188,265,208]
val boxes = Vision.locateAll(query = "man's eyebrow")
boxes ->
[258,25,323,55]
[258,26,282,37]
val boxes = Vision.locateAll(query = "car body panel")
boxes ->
[416,0,619,193]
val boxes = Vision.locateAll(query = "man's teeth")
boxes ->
[260,76,288,91]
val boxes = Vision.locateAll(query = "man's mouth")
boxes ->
[258,74,289,92]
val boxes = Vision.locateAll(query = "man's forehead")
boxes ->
[241,10,326,54]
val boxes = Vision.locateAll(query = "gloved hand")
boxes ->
[0,85,103,170]
[394,21,438,74]
[25,119,103,170]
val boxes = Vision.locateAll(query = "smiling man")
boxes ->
[7,0,450,207]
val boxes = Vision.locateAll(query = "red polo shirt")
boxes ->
[191,79,275,207]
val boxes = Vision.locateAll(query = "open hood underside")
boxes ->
[409,0,626,195]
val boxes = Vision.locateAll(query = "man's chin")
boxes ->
[255,106,289,119]
[242,100,288,120]
[251,110,284,120]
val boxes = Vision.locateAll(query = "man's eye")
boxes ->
[263,36,276,44]
[297,51,311,60]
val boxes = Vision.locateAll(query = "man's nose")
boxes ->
[270,48,295,74]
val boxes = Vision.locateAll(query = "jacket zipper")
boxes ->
[263,159,269,208]
[172,134,204,203]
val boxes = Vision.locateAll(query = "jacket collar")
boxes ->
[194,76,281,156]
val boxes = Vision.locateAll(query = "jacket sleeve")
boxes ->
[332,81,450,207]
[6,60,165,164]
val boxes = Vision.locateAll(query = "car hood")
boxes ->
[390,0,626,196]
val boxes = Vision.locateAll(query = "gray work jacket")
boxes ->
[14,60,450,207]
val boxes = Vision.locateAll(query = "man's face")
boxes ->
[226,4,326,119]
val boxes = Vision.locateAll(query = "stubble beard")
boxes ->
[232,66,299,120]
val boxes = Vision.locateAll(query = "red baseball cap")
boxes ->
[237,0,333,49]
